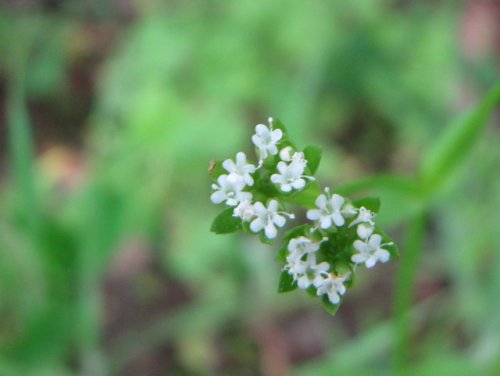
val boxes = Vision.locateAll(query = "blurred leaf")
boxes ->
[303,145,322,175]
[421,82,500,196]
[210,207,242,234]
[353,196,380,213]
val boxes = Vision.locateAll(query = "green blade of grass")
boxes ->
[420,82,500,196]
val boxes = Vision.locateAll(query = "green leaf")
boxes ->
[278,270,297,293]
[353,197,381,213]
[210,207,241,234]
[321,295,341,315]
[303,145,322,175]
[421,82,500,196]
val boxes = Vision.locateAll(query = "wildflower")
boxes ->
[286,236,321,264]
[350,207,375,227]
[210,174,251,206]
[284,253,328,288]
[352,234,391,268]
[307,188,347,229]
[250,199,293,239]
[271,151,313,192]
[222,152,256,186]
[251,119,283,160]
[296,259,330,289]
[316,274,347,305]
[233,200,256,221]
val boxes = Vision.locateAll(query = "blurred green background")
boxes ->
[0,1,499,375]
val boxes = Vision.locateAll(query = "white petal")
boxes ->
[375,249,390,263]
[250,218,264,233]
[330,194,345,210]
[277,161,288,174]
[315,194,327,209]
[292,179,305,190]
[320,216,332,229]
[368,234,383,248]
[271,129,283,142]
[210,191,226,204]
[297,275,311,289]
[255,123,268,135]
[353,240,368,253]
[328,291,340,304]
[306,209,321,221]
[273,214,286,227]
[265,223,277,239]
[268,200,279,212]
[253,202,267,216]
[357,223,373,239]
[268,144,278,156]
[365,257,376,268]
[281,183,292,192]
[270,174,282,184]
[332,212,345,227]
[316,262,330,273]
[351,253,367,264]
[236,152,246,165]
[222,159,235,172]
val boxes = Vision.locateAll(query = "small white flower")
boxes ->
[307,188,347,229]
[233,200,256,221]
[251,121,283,160]
[285,253,328,289]
[297,259,330,289]
[286,236,321,263]
[210,174,251,206]
[222,152,256,186]
[356,223,374,239]
[349,207,375,227]
[271,152,313,192]
[316,274,347,305]
[249,199,293,239]
[352,234,391,268]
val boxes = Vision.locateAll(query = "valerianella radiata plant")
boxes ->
[209,118,398,314]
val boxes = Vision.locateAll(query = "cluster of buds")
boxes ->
[209,118,397,314]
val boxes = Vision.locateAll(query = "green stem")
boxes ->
[393,211,426,374]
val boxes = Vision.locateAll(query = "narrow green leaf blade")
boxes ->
[421,82,500,195]
[210,207,241,234]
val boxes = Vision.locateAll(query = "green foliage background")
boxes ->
[0,1,498,375]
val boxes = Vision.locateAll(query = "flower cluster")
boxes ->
[210,117,397,314]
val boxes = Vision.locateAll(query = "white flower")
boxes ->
[296,259,330,290]
[210,174,251,206]
[352,234,391,268]
[307,189,347,229]
[349,207,375,227]
[222,152,256,186]
[316,274,347,305]
[249,199,293,239]
[284,253,328,289]
[233,200,256,221]
[271,152,313,192]
[286,236,321,263]
[251,121,283,160]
